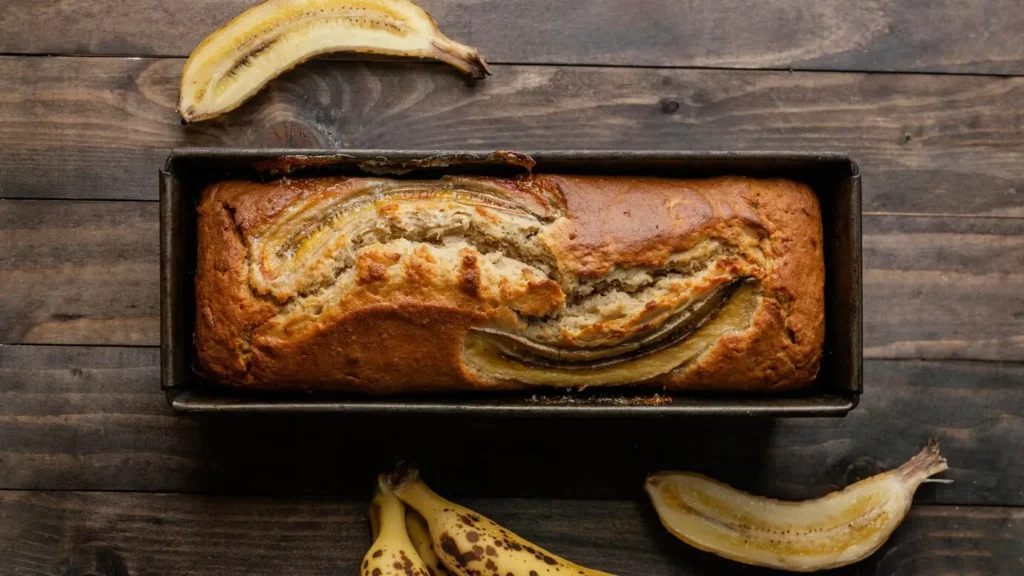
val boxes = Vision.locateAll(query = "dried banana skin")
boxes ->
[646,441,949,572]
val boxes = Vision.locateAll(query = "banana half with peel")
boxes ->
[646,441,949,572]
[384,469,615,576]
[179,0,490,123]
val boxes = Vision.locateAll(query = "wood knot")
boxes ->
[839,455,886,486]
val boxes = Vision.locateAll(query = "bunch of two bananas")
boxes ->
[362,470,613,576]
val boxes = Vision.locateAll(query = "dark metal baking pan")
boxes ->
[161,149,862,416]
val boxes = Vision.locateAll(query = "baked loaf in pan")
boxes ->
[195,174,824,394]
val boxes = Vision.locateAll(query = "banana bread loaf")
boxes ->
[195,174,824,394]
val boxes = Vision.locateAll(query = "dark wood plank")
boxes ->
[2,57,1024,217]
[0,200,159,345]
[863,215,1024,361]
[1,490,1021,576]
[1,344,1021,505]
[2,0,1024,75]
[5,200,1023,361]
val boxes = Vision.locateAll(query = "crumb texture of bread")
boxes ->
[194,174,824,393]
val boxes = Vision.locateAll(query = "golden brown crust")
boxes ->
[194,182,278,384]
[545,175,763,276]
[194,174,823,393]
[618,177,824,392]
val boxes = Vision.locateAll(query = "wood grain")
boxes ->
[5,200,1023,361]
[2,0,1024,75]
[2,57,1024,216]
[0,490,1020,576]
[2,4,1021,574]
[863,215,1024,361]
[0,200,159,345]
[1,344,1020,505]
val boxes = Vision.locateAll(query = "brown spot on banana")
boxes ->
[385,469,615,576]
[363,493,434,576]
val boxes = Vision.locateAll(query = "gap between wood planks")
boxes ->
[5,485,1024,502]
[863,212,1024,220]
[2,52,1024,79]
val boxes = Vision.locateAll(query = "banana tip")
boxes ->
[472,55,492,79]
[380,462,420,494]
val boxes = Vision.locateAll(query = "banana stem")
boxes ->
[392,477,450,522]
[431,38,491,78]
[896,440,948,486]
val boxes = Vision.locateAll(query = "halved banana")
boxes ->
[646,441,949,572]
[179,0,490,123]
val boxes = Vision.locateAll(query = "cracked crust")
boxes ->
[195,174,823,393]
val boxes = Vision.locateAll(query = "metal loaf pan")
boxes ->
[160,149,862,416]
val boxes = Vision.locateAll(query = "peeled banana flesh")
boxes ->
[179,0,490,123]
[645,441,949,572]
[363,493,433,576]
[386,470,615,576]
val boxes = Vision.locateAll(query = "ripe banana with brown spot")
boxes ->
[406,510,451,576]
[179,0,490,123]
[362,493,432,576]
[646,441,949,572]
[385,470,615,576]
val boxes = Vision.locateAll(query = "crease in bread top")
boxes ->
[195,173,824,393]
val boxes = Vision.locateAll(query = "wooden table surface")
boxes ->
[2,1,1023,574]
